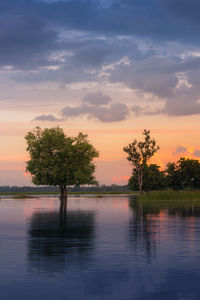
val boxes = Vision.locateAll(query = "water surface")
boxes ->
[1,195,200,299]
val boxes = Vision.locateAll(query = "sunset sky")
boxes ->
[1,0,200,185]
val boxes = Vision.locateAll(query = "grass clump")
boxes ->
[12,194,35,199]
[139,190,200,201]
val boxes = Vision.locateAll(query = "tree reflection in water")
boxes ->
[27,200,96,273]
[129,196,200,260]
[129,197,158,261]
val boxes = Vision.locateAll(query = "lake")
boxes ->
[1,195,200,299]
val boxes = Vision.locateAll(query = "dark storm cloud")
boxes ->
[1,0,200,43]
[70,40,114,68]
[11,36,143,81]
[1,0,200,70]
[0,13,59,69]
[1,0,200,71]
[161,0,200,25]
[2,0,200,119]
[15,63,95,83]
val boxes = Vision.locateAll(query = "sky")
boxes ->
[1,0,200,186]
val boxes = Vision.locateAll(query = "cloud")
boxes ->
[110,56,181,98]
[82,91,111,106]
[0,13,58,70]
[70,40,114,68]
[1,0,200,72]
[173,146,188,155]
[193,150,200,157]
[1,0,200,120]
[109,55,200,117]
[163,94,200,116]
[34,92,129,123]
[172,146,200,158]
[1,0,198,44]
[0,1,144,73]
[11,36,143,84]
[33,114,61,122]
[131,105,163,116]
[61,102,129,123]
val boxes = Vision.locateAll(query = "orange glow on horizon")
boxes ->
[112,175,130,183]
[1,119,200,184]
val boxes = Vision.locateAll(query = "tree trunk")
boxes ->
[59,197,67,222]
[59,185,68,200]
[138,171,143,195]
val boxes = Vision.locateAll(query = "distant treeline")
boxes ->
[0,184,131,193]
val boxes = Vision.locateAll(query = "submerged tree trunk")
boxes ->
[138,170,143,195]
[59,185,68,200]
[59,196,67,222]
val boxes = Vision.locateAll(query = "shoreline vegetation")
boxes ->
[139,190,200,201]
[1,190,200,201]
[129,190,200,211]
[0,191,136,199]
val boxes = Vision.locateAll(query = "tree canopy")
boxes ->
[166,157,200,190]
[123,129,160,193]
[25,127,99,198]
[128,157,200,192]
[128,164,166,192]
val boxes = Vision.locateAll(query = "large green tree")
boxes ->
[123,129,160,194]
[128,164,166,192]
[25,127,99,199]
[166,157,200,190]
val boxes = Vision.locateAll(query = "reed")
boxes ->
[139,190,200,201]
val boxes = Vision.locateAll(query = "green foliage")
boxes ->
[166,157,200,190]
[128,164,166,191]
[138,190,200,201]
[129,195,200,218]
[25,127,99,189]
[123,129,159,169]
[128,157,200,192]
[13,194,34,199]
[123,129,160,193]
